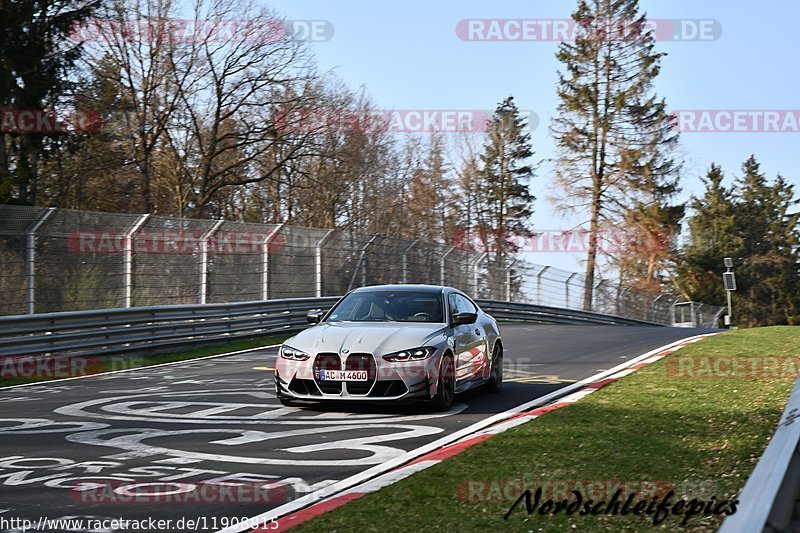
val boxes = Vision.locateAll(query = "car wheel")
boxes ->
[486,344,503,393]
[432,355,455,412]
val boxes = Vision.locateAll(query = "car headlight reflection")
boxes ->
[382,347,436,362]
[280,345,310,361]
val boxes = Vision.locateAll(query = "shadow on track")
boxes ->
[284,381,571,416]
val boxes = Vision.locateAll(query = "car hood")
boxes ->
[285,322,449,356]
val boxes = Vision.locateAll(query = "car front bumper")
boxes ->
[275,352,443,401]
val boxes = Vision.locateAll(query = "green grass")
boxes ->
[295,326,800,532]
[0,335,289,388]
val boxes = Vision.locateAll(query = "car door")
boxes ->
[449,292,486,386]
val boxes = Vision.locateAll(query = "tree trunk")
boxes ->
[584,179,601,311]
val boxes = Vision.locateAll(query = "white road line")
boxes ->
[217,332,716,533]
[0,343,282,391]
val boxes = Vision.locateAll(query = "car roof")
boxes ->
[350,284,455,294]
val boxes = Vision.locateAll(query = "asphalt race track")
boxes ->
[0,324,714,532]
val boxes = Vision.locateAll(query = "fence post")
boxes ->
[505,259,517,302]
[593,279,605,313]
[565,272,577,309]
[262,223,284,301]
[199,220,224,304]
[471,252,488,297]
[26,207,56,314]
[620,286,631,317]
[440,246,455,286]
[362,234,380,287]
[536,266,550,305]
[124,214,149,308]
[315,229,335,297]
[651,294,664,322]
[401,240,418,284]
[710,306,726,329]
[347,233,380,291]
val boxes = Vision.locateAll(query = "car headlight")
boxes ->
[382,347,436,362]
[280,345,310,361]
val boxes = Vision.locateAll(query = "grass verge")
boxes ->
[0,335,289,388]
[294,326,800,532]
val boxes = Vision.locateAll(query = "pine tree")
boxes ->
[733,156,800,325]
[551,0,681,310]
[478,96,535,260]
[0,0,100,204]
[674,164,739,305]
[676,157,800,326]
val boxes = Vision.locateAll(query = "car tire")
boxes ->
[432,355,455,412]
[485,344,503,393]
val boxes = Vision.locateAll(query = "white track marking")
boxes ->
[0,344,282,391]
[217,333,716,533]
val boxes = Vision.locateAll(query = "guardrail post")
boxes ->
[565,273,577,309]
[26,207,56,314]
[315,229,335,297]
[123,214,149,308]
[401,240,418,284]
[505,259,517,302]
[262,223,284,301]
[199,220,224,304]
[536,266,550,305]
[471,252,488,297]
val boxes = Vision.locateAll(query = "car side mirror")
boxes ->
[452,312,478,325]
[306,310,325,324]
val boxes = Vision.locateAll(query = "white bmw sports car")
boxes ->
[274,285,503,411]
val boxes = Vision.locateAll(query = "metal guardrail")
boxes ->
[477,300,663,327]
[0,296,665,359]
[0,297,341,358]
[719,376,800,533]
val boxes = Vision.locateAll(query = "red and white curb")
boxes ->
[226,333,717,533]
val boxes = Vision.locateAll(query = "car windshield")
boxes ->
[326,290,444,323]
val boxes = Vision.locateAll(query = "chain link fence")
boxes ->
[0,205,724,326]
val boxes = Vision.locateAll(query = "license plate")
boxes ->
[319,370,368,381]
